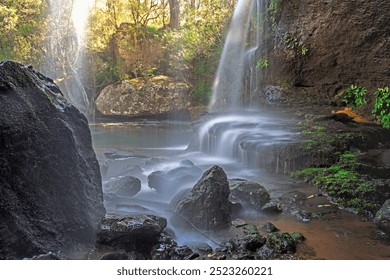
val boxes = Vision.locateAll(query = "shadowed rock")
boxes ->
[0,61,105,260]
[172,165,231,230]
[229,179,271,213]
[96,215,167,254]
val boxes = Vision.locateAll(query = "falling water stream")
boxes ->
[86,0,390,259]
[43,0,94,117]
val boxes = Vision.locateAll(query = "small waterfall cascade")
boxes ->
[198,0,297,172]
[43,0,95,118]
[209,0,266,110]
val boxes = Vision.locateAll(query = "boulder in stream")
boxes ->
[229,179,271,213]
[0,61,105,260]
[172,165,231,230]
[104,176,141,197]
[96,215,167,254]
[374,199,390,236]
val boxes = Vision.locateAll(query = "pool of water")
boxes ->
[90,115,390,260]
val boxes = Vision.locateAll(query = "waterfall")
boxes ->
[43,0,95,118]
[209,0,266,110]
[197,0,296,172]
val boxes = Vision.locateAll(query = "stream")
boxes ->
[91,111,390,260]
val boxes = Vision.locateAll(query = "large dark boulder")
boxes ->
[374,200,390,236]
[0,61,105,259]
[96,215,167,254]
[172,165,231,230]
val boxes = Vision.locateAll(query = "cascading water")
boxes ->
[43,0,95,118]
[210,0,266,109]
[198,0,296,171]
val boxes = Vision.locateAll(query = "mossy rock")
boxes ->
[266,232,296,253]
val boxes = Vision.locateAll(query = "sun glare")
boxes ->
[71,0,95,45]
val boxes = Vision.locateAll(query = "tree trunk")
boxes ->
[168,0,180,29]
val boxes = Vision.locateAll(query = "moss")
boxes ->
[243,224,259,236]
[291,152,384,214]
[266,232,296,253]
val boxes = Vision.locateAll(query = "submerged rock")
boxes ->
[0,61,105,260]
[374,200,390,236]
[96,75,193,119]
[229,179,271,213]
[172,165,231,230]
[96,215,167,253]
[104,176,141,197]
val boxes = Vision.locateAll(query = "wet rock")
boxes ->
[258,245,278,259]
[374,200,390,235]
[261,223,278,233]
[261,201,282,213]
[240,224,266,252]
[291,232,305,243]
[28,252,65,260]
[104,176,141,197]
[172,166,231,230]
[266,232,297,254]
[229,179,271,213]
[96,215,167,253]
[99,251,140,260]
[151,233,196,260]
[0,61,105,260]
[96,75,193,118]
[148,160,203,194]
[187,242,213,254]
[232,219,248,228]
[264,85,286,104]
[279,191,307,213]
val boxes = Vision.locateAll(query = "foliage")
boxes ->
[372,87,390,128]
[342,85,368,108]
[292,152,379,213]
[283,33,309,57]
[0,0,47,66]
[256,57,269,70]
[85,0,234,100]
[268,0,282,31]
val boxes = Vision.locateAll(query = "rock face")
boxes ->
[229,179,271,212]
[374,200,390,235]
[0,61,105,259]
[96,75,193,118]
[172,165,231,230]
[263,0,390,103]
[96,215,167,254]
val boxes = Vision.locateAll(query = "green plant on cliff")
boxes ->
[256,57,269,70]
[342,85,368,108]
[372,87,390,128]
[283,33,309,57]
[268,0,282,31]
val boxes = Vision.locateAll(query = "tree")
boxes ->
[168,0,180,29]
[0,0,48,66]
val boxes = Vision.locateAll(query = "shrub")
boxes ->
[342,85,367,108]
[372,87,390,128]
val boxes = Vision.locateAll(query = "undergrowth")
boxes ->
[293,120,389,215]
